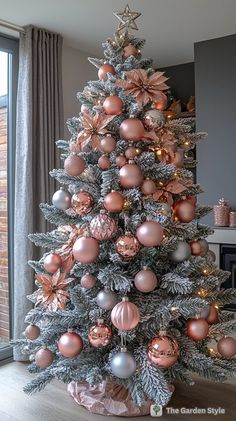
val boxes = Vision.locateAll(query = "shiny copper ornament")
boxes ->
[58,331,83,358]
[119,163,144,188]
[64,154,86,176]
[71,191,94,215]
[143,109,165,130]
[90,211,117,241]
[103,95,123,115]
[43,253,62,273]
[148,333,179,368]
[120,118,145,142]
[98,155,111,170]
[111,297,140,331]
[186,318,209,341]
[98,64,116,81]
[217,336,236,358]
[115,233,140,258]
[174,200,196,223]
[206,305,219,324]
[24,324,40,340]
[104,191,124,212]
[35,348,54,368]
[155,92,168,111]
[88,319,112,348]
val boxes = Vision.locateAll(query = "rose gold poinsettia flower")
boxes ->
[55,225,85,273]
[116,69,169,106]
[76,111,115,150]
[35,269,74,311]
[153,180,187,206]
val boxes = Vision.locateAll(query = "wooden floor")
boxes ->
[0,362,235,421]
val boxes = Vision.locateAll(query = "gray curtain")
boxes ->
[14,26,63,360]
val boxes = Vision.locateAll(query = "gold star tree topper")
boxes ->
[113,4,141,35]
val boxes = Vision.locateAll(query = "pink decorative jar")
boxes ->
[214,198,230,226]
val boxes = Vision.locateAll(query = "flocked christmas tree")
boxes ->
[14,5,236,413]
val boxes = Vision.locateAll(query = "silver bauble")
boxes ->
[169,240,191,263]
[143,109,165,130]
[199,304,210,319]
[96,289,118,310]
[52,188,72,210]
[111,348,136,379]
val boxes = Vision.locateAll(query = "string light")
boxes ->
[197,288,208,298]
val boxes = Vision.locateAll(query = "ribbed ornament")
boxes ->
[111,297,140,331]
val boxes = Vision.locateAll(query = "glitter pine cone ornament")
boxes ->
[89,211,117,241]
[148,332,179,368]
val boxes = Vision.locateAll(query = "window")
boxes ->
[0,35,18,361]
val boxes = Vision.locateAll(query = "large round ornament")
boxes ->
[71,191,94,215]
[90,211,117,241]
[155,92,168,111]
[88,319,112,348]
[111,348,136,379]
[115,233,140,258]
[186,318,209,341]
[116,155,127,167]
[103,95,123,115]
[52,188,71,211]
[174,200,196,223]
[206,305,219,324]
[96,289,118,310]
[43,253,62,273]
[98,63,116,81]
[111,297,140,331]
[100,135,116,153]
[217,336,236,358]
[148,333,179,368]
[58,331,83,358]
[134,267,158,293]
[104,191,124,212]
[98,155,111,170]
[64,153,86,176]
[73,236,100,264]
[24,324,40,340]
[119,163,144,188]
[136,220,163,247]
[143,109,165,130]
[120,118,145,142]
[141,179,156,195]
[35,348,54,368]
[125,146,141,159]
[80,273,96,289]
[169,241,191,263]
[123,43,138,58]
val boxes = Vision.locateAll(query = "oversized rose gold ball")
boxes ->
[125,146,140,159]
[98,155,111,170]
[88,321,112,348]
[64,154,86,176]
[80,273,96,289]
[136,220,163,247]
[24,324,40,340]
[141,179,156,195]
[103,95,123,115]
[71,191,94,215]
[155,92,168,111]
[43,253,62,273]
[172,149,184,168]
[98,63,116,81]
[100,136,116,153]
[217,336,236,358]
[73,236,99,264]
[134,269,158,293]
[174,200,196,223]
[206,305,219,324]
[120,118,145,142]
[199,239,209,257]
[35,348,54,368]
[148,335,179,368]
[186,318,209,341]
[111,298,140,331]
[58,332,83,358]
[104,191,124,212]
[123,43,138,58]
[190,240,202,256]
[116,155,127,167]
[119,163,144,188]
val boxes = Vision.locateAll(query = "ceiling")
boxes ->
[0,0,236,66]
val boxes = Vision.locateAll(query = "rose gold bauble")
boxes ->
[88,320,112,348]
[217,336,236,358]
[90,211,117,241]
[35,348,54,368]
[190,240,202,256]
[155,92,168,111]
[58,331,83,358]
[199,239,209,257]
[119,163,144,188]
[171,149,184,168]
[206,305,219,324]
[98,64,116,81]
[98,155,111,170]
[185,195,197,205]
[115,233,140,258]
[120,118,145,142]
[73,236,100,264]
[174,200,196,223]
[148,334,179,368]
[104,191,124,213]
[81,273,96,289]
[24,324,40,340]
[71,191,94,215]
[43,253,62,273]
[186,318,209,341]
[125,146,141,159]
[116,155,127,167]
[141,179,156,195]
[111,297,140,331]
[136,220,163,247]
[100,136,116,153]
[134,268,158,293]
[64,154,86,176]
[103,95,123,115]
[123,43,138,58]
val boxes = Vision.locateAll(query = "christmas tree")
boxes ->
[14,4,236,414]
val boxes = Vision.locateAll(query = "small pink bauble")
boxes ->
[148,334,179,368]
[43,253,62,273]
[186,318,209,341]
[123,43,138,58]
[155,92,168,111]
[58,331,83,358]
[98,64,116,81]
[174,200,196,223]
[171,149,184,168]
[116,155,127,167]
[120,118,145,142]
[134,268,158,293]
[103,95,123,115]
[125,146,141,159]
[81,273,96,289]
[104,191,124,212]
[206,305,218,324]
[190,240,202,256]
[35,348,54,368]
[217,336,236,358]
[141,179,156,195]
[88,320,112,348]
[111,297,140,331]
[100,136,116,153]
[98,155,111,170]
[90,211,117,240]
[64,154,86,176]
[119,163,144,188]
[136,220,163,247]
[73,236,100,264]
[24,324,40,340]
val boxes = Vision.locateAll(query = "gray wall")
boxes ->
[160,62,195,106]
[195,34,236,225]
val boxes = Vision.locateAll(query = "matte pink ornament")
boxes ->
[119,163,144,188]
[58,331,83,358]
[104,191,124,212]
[125,146,141,159]
[186,318,209,341]
[24,324,40,340]
[206,305,218,324]
[190,240,202,256]
[217,336,236,358]
[123,43,138,58]
[64,154,86,176]
[43,253,62,273]
[73,236,99,264]
[174,200,196,223]
[155,92,168,111]
[136,220,163,247]
[111,297,140,331]
[116,155,127,167]
[98,155,111,170]
[134,268,158,293]
[103,95,123,115]
[80,273,96,289]
[35,348,54,368]
[98,64,116,81]
[141,179,156,195]
[120,118,145,142]
[100,136,116,153]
